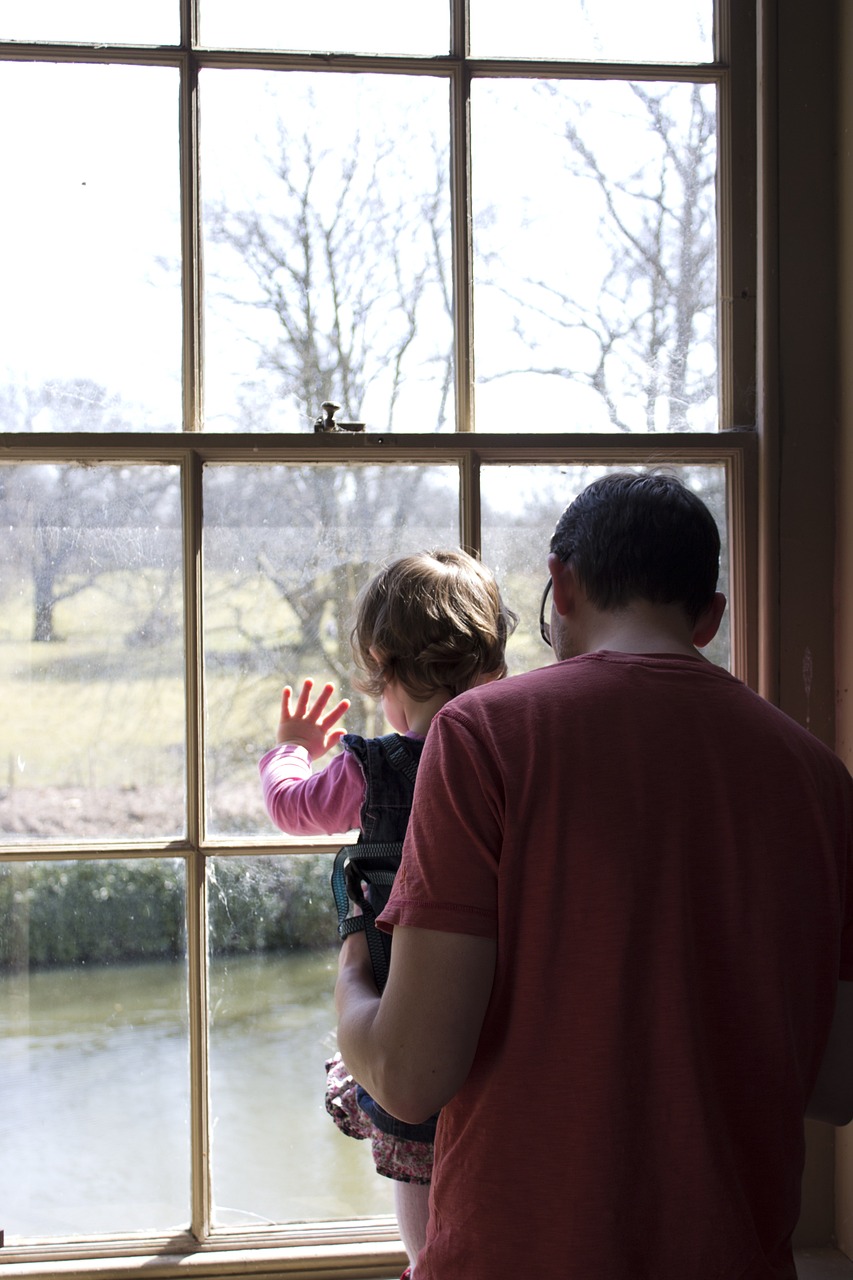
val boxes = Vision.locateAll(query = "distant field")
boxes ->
[0,561,552,841]
[0,571,298,831]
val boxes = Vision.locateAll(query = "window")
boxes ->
[0,1,756,1274]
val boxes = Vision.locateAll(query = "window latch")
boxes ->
[312,402,366,434]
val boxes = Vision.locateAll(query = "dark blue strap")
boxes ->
[377,733,419,785]
[330,842,400,990]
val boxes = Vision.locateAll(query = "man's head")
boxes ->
[550,471,721,626]
[351,549,517,702]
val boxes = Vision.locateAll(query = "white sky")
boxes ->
[0,1,711,60]
[0,2,715,433]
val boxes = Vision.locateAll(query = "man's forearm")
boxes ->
[334,934,386,1100]
[334,925,497,1126]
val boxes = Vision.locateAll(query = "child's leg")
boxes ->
[393,1180,430,1273]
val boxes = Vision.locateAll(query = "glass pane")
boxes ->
[472,81,718,434]
[470,0,713,62]
[199,0,448,55]
[202,463,459,837]
[0,464,186,842]
[201,71,454,433]
[207,854,393,1224]
[0,63,182,433]
[0,858,189,1239]
[0,0,178,44]
[481,462,730,671]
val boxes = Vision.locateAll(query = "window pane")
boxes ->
[202,463,459,837]
[199,0,448,56]
[201,72,454,434]
[0,0,178,44]
[207,854,393,1224]
[0,858,189,1239]
[472,81,718,434]
[470,0,713,62]
[0,63,183,433]
[0,464,186,842]
[481,462,730,671]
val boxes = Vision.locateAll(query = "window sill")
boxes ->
[0,1244,847,1279]
[796,1248,853,1277]
[0,1240,407,1280]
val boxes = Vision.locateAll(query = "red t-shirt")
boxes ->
[379,652,853,1279]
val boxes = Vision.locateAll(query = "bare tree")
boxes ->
[201,115,460,757]
[482,82,717,432]
[0,382,181,642]
[1,384,131,642]
[206,121,454,432]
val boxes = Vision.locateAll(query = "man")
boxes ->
[336,471,853,1279]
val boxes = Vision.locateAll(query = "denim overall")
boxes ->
[342,731,424,845]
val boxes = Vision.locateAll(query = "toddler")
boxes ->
[259,549,516,1277]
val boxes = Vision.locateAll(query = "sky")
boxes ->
[0,2,715,434]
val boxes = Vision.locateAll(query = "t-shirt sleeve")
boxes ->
[378,705,501,939]
[259,744,362,836]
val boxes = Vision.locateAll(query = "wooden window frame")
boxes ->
[0,0,762,1273]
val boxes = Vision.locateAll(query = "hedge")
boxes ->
[0,854,339,970]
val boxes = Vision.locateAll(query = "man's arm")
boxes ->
[335,924,496,1125]
[807,981,853,1125]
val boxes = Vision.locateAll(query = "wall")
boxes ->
[763,0,841,1246]
[835,0,853,1258]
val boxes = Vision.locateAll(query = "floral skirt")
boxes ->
[325,1052,434,1185]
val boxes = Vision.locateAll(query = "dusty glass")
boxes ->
[0,0,177,44]
[200,71,454,434]
[207,854,394,1224]
[469,0,713,63]
[202,462,459,837]
[471,80,718,434]
[0,463,186,842]
[0,858,189,1239]
[0,63,182,433]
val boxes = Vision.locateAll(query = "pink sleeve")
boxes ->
[259,744,364,836]
[379,706,499,938]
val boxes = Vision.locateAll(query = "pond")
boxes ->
[0,951,393,1240]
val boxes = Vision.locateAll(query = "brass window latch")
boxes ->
[312,402,366,433]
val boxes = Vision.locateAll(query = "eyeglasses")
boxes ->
[539,578,552,647]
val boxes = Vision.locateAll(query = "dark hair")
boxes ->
[351,550,517,702]
[550,471,721,623]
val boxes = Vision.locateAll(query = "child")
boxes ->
[259,550,516,1278]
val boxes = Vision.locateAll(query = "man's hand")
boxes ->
[276,678,350,760]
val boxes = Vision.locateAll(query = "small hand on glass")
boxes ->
[276,678,350,760]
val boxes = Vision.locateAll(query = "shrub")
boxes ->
[0,854,338,970]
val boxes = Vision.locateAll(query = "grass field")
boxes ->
[0,560,548,841]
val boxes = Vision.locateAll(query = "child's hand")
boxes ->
[276,679,350,761]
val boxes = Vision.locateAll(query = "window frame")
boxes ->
[0,0,759,1272]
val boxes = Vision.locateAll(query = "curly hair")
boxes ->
[351,550,517,702]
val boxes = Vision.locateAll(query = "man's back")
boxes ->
[391,652,853,1278]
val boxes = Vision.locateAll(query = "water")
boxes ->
[0,951,393,1241]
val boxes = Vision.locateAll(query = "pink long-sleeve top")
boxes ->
[259,744,364,836]
[259,734,427,837]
